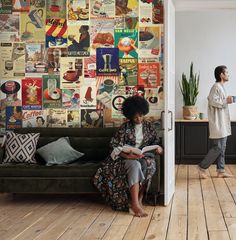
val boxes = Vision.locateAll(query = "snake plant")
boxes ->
[179,62,200,106]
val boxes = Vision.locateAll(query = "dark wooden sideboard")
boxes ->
[175,120,236,164]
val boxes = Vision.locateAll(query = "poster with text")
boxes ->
[22,109,47,128]
[6,106,22,130]
[62,88,80,109]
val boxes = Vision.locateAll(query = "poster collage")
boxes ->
[0,0,164,133]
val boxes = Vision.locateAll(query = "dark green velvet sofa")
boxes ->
[0,128,161,204]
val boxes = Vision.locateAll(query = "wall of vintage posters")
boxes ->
[0,0,164,132]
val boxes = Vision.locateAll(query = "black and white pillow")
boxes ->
[3,132,40,164]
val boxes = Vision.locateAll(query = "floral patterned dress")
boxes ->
[93,120,160,211]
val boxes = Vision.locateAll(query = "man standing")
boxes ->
[198,65,234,178]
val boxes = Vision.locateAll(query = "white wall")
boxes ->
[175,10,236,119]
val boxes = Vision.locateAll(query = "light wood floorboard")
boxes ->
[1,164,236,240]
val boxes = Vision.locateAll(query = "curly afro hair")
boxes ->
[122,96,149,120]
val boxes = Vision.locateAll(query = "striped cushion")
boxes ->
[3,132,40,164]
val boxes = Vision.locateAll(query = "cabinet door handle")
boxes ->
[168,110,173,131]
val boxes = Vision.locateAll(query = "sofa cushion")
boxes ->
[37,137,84,166]
[0,161,101,177]
[3,132,40,164]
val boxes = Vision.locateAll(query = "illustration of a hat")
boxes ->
[1,81,20,94]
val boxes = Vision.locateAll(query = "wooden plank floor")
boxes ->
[1,165,236,240]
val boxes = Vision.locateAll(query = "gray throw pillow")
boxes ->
[37,137,84,166]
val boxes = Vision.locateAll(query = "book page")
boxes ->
[122,145,142,155]
[141,145,159,153]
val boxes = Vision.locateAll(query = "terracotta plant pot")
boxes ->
[183,106,198,120]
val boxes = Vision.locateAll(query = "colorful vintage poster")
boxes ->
[0,13,20,42]
[22,78,42,110]
[115,0,138,17]
[20,4,46,42]
[0,0,12,14]
[90,0,115,18]
[67,0,89,25]
[45,18,67,48]
[144,87,159,116]
[67,110,80,128]
[47,47,68,74]
[0,80,22,111]
[114,29,138,58]
[119,58,137,85]
[62,88,80,109]
[103,107,124,127]
[138,62,160,87]
[139,25,161,58]
[84,55,96,78]
[22,109,47,127]
[111,94,127,118]
[12,0,30,12]
[46,108,67,127]
[46,0,66,19]
[139,0,152,25]
[80,78,96,109]
[96,91,111,109]
[96,75,119,95]
[96,48,119,76]
[42,75,62,108]
[67,24,90,57]
[125,86,138,96]
[90,18,115,55]
[152,0,164,24]
[81,109,103,128]
[25,43,47,75]
[0,42,25,79]
[60,57,83,89]
[6,106,22,130]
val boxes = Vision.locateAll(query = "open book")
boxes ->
[122,144,160,155]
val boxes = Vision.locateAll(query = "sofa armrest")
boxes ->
[0,147,4,163]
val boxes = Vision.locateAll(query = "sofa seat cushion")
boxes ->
[0,161,101,177]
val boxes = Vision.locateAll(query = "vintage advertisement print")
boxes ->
[96,48,119,76]
[12,0,30,12]
[115,0,138,17]
[45,18,67,48]
[22,109,47,127]
[67,0,89,25]
[119,58,137,86]
[114,29,138,59]
[25,43,47,75]
[67,110,80,128]
[22,78,42,110]
[0,13,20,42]
[138,62,160,87]
[90,18,115,55]
[0,42,25,79]
[90,0,115,18]
[60,57,83,89]
[46,108,67,127]
[6,106,22,129]
[0,0,12,14]
[80,78,96,109]
[47,47,68,74]
[67,24,90,57]
[62,88,80,109]
[139,25,161,58]
[20,3,46,42]
[81,109,103,128]
[84,55,96,78]
[46,0,66,19]
[42,75,62,108]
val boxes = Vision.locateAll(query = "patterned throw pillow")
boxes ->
[3,132,40,164]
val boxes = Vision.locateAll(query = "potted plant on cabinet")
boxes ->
[179,62,200,120]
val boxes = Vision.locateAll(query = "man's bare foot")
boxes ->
[130,205,148,217]
[217,172,234,178]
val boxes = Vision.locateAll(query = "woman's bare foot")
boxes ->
[130,204,148,217]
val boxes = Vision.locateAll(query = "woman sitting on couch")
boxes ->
[94,96,163,217]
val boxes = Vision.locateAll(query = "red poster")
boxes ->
[138,62,160,88]
[22,78,42,110]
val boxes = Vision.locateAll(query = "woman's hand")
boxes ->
[155,146,163,155]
